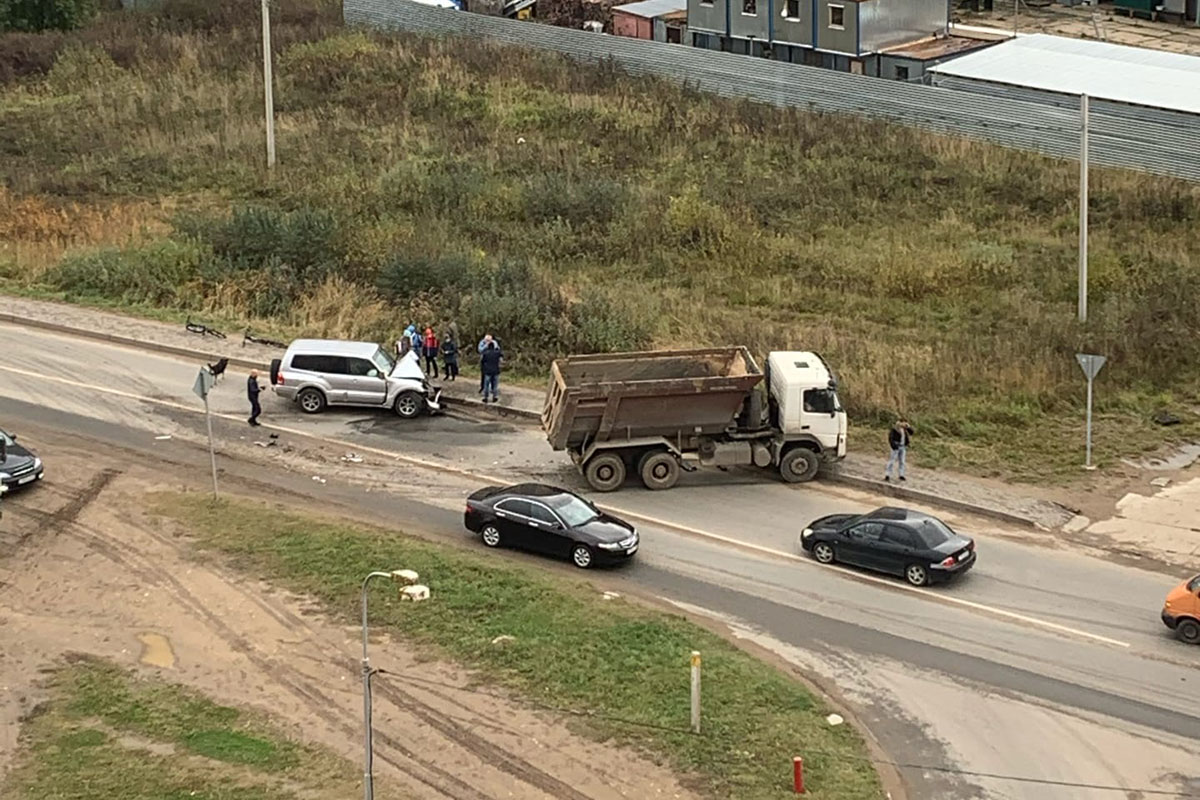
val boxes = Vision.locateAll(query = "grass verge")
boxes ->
[2,655,359,800]
[148,490,884,799]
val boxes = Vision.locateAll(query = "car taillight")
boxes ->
[464,505,473,515]
[940,556,956,567]
[276,374,284,385]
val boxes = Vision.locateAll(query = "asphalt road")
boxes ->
[3,322,1199,799]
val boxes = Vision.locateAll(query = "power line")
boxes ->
[375,671,1200,797]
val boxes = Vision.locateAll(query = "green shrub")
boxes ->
[46,239,213,305]
[1,0,97,33]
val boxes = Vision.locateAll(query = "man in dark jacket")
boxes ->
[247,370,263,427]
[480,339,502,403]
[884,418,913,481]
[441,335,459,381]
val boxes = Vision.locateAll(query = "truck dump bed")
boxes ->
[542,348,763,451]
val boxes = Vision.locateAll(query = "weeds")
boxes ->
[1,3,1198,480]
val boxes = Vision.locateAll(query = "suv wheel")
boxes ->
[394,391,425,419]
[298,388,326,414]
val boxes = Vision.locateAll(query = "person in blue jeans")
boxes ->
[884,418,913,481]
[480,339,503,403]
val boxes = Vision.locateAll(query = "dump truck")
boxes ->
[542,347,847,492]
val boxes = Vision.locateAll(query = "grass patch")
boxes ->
[149,490,883,799]
[2,656,360,800]
[2,2,1199,481]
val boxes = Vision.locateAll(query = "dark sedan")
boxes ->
[464,483,639,569]
[0,429,43,491]
[799,506,975,586]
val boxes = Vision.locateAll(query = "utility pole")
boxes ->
[1078,93,1089,323]
[261,0,276,168]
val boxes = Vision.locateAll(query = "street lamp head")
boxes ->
[391,569,420,586]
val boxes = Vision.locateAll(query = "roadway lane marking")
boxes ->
[0,363,1134,650]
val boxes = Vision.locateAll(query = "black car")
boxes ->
[0,429,43,491]
[799,506,975,586]
[464,483,639,569]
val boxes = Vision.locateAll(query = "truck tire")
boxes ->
[394,391,425,419]
[780,447,819,483]
[584,453,626,493]
[639,451,680,491]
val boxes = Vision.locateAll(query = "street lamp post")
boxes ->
[360,569,421,800]
[261,0,276,168]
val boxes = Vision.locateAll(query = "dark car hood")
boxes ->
[809,513,859,531]
[578,515,636,544]
[0,442,35,471]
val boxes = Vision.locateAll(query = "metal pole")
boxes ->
[690,651,701,734]
[203,394,219,498]
[361,571,392,800]
[1079,93,1089,323]
[1084,375,1094,469]
[261,0,276,168]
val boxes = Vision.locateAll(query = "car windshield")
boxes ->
[371,347,396,374]
[1188,575,1200,592]
[912,518,956,547]
[547,494,599,527]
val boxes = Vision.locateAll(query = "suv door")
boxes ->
[877,525,919,576]
[526,502,571,557]
[343,357,388,405]
[838,521,884,568]
[494,499,534,550]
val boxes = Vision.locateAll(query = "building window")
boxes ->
[894,65,909,81]
[783,0,800,17]
[742,0,756,14]
[828,3,844,28]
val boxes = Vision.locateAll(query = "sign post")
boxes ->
[1075,354,1106,470]
[193,367,219,497]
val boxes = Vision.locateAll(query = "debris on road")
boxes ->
[154,435,172,440]
[602,591,621,601]
[311,475,327,484]
[254,440,277,448]
[1150,477,1172,488]
[341,453,364,463]
[1153,411,1182,426]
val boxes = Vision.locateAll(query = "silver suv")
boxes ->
[270,339,442,418]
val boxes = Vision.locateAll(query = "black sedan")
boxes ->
[0,428,44,491]
[464,483,639,569]
[799,506,975,586]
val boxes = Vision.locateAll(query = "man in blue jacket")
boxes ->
[480,338,503,404]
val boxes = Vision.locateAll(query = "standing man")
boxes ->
[884,418,913,482]
[441,333,459,382]
[422,327,440,378]
[247,369,263,427]
[480,337,503,404]
[477,334,497,395]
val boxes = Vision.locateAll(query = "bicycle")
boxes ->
[185,318,226,339]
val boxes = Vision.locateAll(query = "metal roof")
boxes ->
[928,33,1200,115]
[611,0,687,18]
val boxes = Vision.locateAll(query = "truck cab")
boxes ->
[766,351,847,459]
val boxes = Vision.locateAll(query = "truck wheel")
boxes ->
[394,391,425,419]
[585,453,626,493]
[298,388,326,414]
[639,451,680,491]
[780,447,819,483]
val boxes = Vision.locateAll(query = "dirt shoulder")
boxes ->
[0,439,702,800]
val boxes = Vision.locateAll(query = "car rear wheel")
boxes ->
[1177,618,1200,645]
[481,525,502,548]
[584,453,626,493]
[298,388,326,414]
[812,542,835,564]
[905,564,929,587]
[639,451,680,491]
[394,391,425,419]
[571,543,594,569]
[780,447,820,483]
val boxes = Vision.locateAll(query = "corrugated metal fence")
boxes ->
[344,0,1200,182]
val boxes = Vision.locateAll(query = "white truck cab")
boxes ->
[767,351,847,458]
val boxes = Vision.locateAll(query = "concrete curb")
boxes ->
[0,311,542,420]
[823,469,1041,529]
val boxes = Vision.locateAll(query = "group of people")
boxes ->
[398,324,505,403]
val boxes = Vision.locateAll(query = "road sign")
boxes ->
[193,367,215,400]
[1075,353,1106,469]
[1076,353,1106,380]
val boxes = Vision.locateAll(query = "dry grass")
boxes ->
[1,1,1198,481]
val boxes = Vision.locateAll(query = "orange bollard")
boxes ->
[793,756,804,794]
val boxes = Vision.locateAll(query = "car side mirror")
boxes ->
[368,369,379,378]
